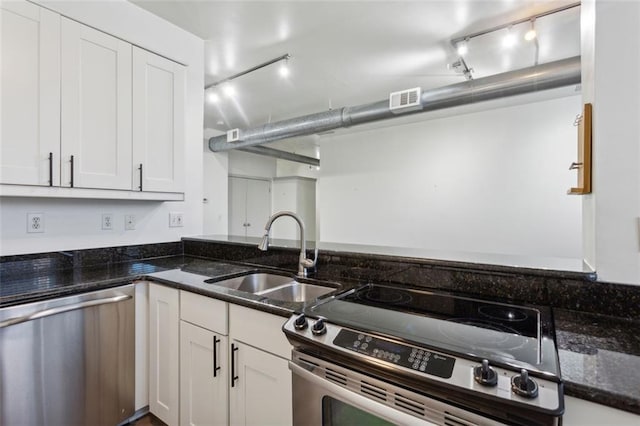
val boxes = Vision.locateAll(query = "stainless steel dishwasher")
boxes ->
[0,284,135,426]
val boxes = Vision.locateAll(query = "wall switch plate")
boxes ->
[169,212,184,228]
[102,214,114,230]
[27,213,44,233]
[125,214,136,230]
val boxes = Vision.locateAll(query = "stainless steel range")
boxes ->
[283,284,564,426]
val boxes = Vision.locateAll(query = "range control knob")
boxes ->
[511,369,539,398]
[473,359,498,386]
[294,314,308,330]
[311,319,327,336]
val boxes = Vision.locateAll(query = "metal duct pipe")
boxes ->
[209,56,580,152]
[238,145,320,166]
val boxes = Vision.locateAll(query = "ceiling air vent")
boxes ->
[389,87,422,113]
[227,128,240,143]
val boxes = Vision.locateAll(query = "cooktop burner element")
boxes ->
[356,286,413,305]
[478,304,529,322]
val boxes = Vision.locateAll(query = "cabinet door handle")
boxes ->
[231,343,239,387]
[48,152,53,186]
[138,163,143,191]
[70,155,74,187]
[213,335,221,378]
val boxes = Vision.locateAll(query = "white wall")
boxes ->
[203,146,229,235]
[271,177,316,240]
[318,94,583,259]
[0,0,204,255]
[581,0,640,285]
[228,150,277,178]
[276,160,319,179]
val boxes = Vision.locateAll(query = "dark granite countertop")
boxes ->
[1,244,638,417]
[0,254,348,317]
[554,308,640,415]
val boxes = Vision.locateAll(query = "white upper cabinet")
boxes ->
[133,47,185,193]
[0,1,60,186]
[61,17,132,190]
[0,4,184,199]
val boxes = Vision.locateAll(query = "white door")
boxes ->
[246,179,272,237]
[149,284,179,426]
[180,321,229,426]
[229,341,292,426]
[0,1,60,186]
[60,17,132,189]
[229,176,248,237]
[133,47,185,193]
[228,177,271,237]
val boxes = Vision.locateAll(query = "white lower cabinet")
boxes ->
[179,290,229,426]
[148,284,292,426]
[563,396,640,426]
[229,341,292,426]
[149,284,180,426]
[228,304,293,426]
[180,321,229,426]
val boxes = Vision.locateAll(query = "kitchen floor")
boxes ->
[131,414,166,426]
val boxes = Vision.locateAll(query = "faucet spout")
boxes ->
[258,211,316,277]
[257,234,269,251]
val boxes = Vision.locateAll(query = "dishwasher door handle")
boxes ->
[0,294,132,328]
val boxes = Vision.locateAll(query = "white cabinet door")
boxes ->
[180,321,228,426]
[60,17,132,190]
[228,177,271,237]
[149,284,180,426]
[0,1,60,186]
[246,179,272,237]
[229,341,292,426]
[229,176,248,237]
[133,47,185,193]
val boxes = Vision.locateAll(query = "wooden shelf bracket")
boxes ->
[568,103,592,195]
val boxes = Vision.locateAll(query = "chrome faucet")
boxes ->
[258,211,317,277]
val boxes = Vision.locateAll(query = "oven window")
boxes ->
[322,396,394,426]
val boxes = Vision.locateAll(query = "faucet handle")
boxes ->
[305,247,319,265]
[301,247,319,272]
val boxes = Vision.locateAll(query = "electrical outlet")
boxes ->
[125,214,136,230]
[169,212,184,228]
[27,213,44,233]
[102,214,114,230]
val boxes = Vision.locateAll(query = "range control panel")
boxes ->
[333,329,455,379]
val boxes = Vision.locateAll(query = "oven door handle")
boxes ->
[289,360,439,426]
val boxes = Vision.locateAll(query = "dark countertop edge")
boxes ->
[183,237,597,281]
[0,270,294,318]
[564,382,640,415]
[320,248,597,281]
[146,275,292,318]
[0,277,138,308]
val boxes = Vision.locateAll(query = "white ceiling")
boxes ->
[131,0,580,142]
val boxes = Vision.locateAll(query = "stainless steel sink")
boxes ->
[258,282,334,302]
[205,273,296,293]
[205,272,337,302]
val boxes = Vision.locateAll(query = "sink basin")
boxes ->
[258,282,334,303]
[205,272,338,302]
[205,273,295,293]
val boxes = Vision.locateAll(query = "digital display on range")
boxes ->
[333,329,455,379]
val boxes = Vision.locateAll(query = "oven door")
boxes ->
[291,358,435,425]
[290,351,506,426]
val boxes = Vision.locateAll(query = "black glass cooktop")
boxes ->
[340,284,540,338]
[306,284,559,375]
